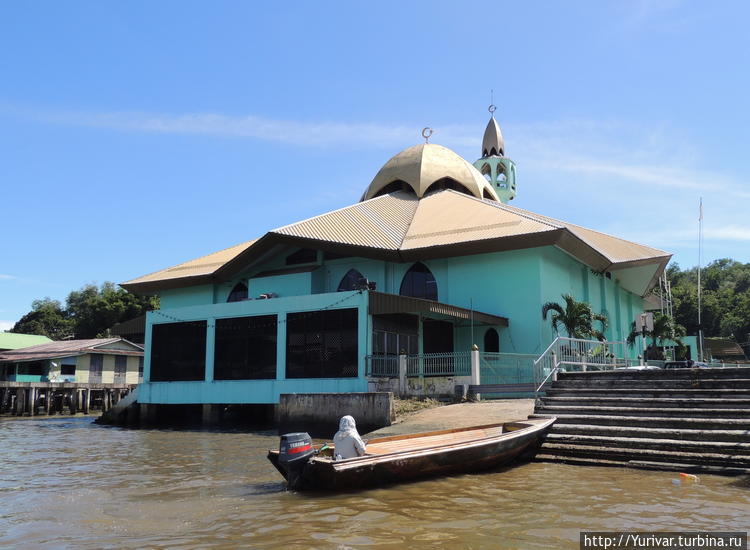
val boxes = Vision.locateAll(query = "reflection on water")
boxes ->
[1,417,748,549]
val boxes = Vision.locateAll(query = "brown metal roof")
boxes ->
[0,338,143,363]
[369,291,508,327]
[122,190,670,296]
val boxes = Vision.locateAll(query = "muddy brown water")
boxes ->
[1,417,748,549]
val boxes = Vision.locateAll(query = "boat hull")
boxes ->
[267,417,555,491]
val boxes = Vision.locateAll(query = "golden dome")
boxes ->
[361,143,500,202]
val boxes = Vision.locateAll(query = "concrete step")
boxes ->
[544,432,750,455]
[543,388,750,398]
[538,442,750,468]
[552,378,750,389]
[557,367,750,381]
[532,413,750,430]
[535,405,750,418]
[538,396,750,409]
[547,423,750,443]
[533,453,750,476]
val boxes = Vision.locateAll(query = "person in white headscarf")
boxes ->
[333,415,366,460]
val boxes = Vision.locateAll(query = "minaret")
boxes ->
[473,105,517,202]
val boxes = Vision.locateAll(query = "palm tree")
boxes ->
[627,312,686,359]
[542,294,608,341]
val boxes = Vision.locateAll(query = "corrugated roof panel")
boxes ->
[272,192,418,249]
[122,239,258,286]
[402,191,560,250]
[499,204,670,264]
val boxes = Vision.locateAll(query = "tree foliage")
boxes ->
[10,283,158,339]
[667,259,750,343]
[542,294,608,340]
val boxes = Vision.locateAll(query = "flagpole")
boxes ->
[697,197,703,362]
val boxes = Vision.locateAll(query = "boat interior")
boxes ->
[314,420,535,460]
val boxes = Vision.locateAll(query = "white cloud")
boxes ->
[0,274,18,280]
[0,320,15,331]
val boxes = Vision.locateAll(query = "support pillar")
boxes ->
[29,388,36,416]
[139,403,155,426]
[45,387,52,415]
[470,346,481,401]
[202,404,220,426]
[398,354,407,397]
[16,388,24,416]
[84,389,90,414]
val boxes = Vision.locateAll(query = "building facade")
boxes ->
[0,338,143,384]
[122,113,670,407]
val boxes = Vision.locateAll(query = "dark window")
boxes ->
[138,356,144,379]
[89,354,103,383]
[19,361,44,375]
[150,321,207,381]
[424,178,473,197]
[399,262,438,301]
[227,282,248,302]
[114,355,127,382]
[61,364,76,375]
[337,269,366,291]
[484,328,500,352]
[286,248,317,265]
[286,308,358,378]
[372,180,416,198]
[214,315,277,380]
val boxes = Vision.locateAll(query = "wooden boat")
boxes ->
[267,416,555,491]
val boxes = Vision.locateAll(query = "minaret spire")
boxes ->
[473,101,517,203]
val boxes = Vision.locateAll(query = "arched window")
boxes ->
[424,178,473,197]
[227,282,248,303]
[484,328,500,352]
[337,269,366,291]
[399,262,438,301]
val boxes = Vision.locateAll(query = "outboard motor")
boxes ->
[278,432,314,489]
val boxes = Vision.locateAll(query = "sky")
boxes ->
[1,1,749,330]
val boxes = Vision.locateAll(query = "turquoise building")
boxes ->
[122,112,671,408]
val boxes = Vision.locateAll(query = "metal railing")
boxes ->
[366,355,399,377]
[366,352,472,377]
[533,337,635,390]
[480,352,536,385]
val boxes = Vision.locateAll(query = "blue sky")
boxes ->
[1,1,749,330]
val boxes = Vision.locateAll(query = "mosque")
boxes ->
[122,109,670,408]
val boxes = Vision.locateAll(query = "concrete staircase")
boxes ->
[532,367,750,475]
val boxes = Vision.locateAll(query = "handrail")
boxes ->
[536,367,559,393]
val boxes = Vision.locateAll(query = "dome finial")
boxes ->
[421,127,433,144]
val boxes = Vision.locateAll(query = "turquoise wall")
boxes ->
[141,290,369,405]
[144,244,652,404]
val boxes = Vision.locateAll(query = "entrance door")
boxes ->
[422,320,453,354]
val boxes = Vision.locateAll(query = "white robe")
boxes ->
[333,415,366,460]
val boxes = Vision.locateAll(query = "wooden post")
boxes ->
[15,388,24,416]
[45,387,52,415]
[84,389,90,414]
[29,388,36,416]
[69,390,77,415]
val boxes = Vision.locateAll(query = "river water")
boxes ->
[1,417,748,549]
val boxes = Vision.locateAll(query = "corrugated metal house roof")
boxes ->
[0,333,53,351]
[0,338,143,363]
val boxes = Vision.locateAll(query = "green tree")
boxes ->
[65,282,158,338]
[11,283,158,340]
[11,298,74,339]
[542,294,608,340]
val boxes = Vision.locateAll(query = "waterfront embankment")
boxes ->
[366,398,535,437]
